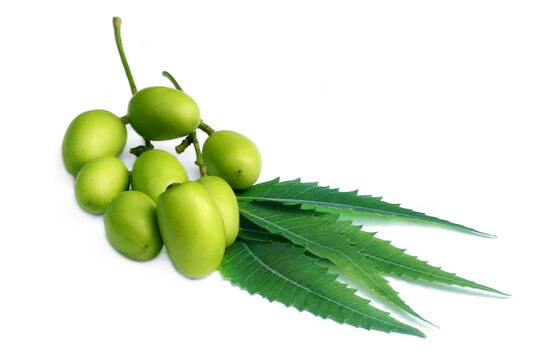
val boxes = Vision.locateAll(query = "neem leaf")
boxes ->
[240,210,507,296]
[236,178,494,238]
[220,239,425,337]
[238,217,279,243]
[343,227,509,296]
[238,201,432,325]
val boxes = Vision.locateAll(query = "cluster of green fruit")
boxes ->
[62,86,262,278]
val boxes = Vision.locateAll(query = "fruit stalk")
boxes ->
[162,71,183,91]
[198,121,215,136]
[191,131,207,177]
[162,71,216,137]
[112,17,137,95]
[175,136,193,154]
[114,17,153,150]
[130,144,154,157]
[161,70,208,176]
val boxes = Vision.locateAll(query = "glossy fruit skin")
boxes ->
[74,156,130,214]
[104,191,163,261]
[131,149,188,202]
[127,86,201,141]
[202,130,262,190]
[197,176,239,247]
[157,182,226,279]
[62,110,127,176]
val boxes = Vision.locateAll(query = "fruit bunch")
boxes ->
[62,19,261,279]
[60,18,507,338]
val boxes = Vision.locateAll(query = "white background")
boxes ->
[1,0,555,359]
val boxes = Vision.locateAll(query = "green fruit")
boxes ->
[157,182,225,278]
[104,191,163,261]
[202,130,262,190]
[131,149,188,202]
[75,156,130,214]
[197,176,239,247]
[62,109,127,176]
[127,86,201,141]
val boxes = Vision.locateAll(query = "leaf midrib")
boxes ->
[362,249,472,287]
[240,208,409,314]
[236,241,406,331]
[236,195,493,237]
[237,195,396,216]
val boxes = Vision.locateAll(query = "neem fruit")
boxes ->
[127,86,201,141]
[62,109,127,176]
[131,149,188,202]
[104,191,163,261]
[202,130,262,190]
[197,175,239,247]
[74,156,130,214]
[157,182,226,278]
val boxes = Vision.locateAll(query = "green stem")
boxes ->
[120,115,129,125]
[162,70,216,137]
[198,121,215,136]
[175,136,193,154]
[191,132,207,177]
[113,17,137,95]
[161,70,207,176]
[162,71,183,91]
[130,144,153,157]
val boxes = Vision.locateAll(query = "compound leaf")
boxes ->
[220,239,425,337]
[236,178,494,238]
[343,226,508,295]
[238,201,431,324]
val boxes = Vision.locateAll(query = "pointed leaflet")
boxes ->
[343,226,508,295]
[236,178,494,238]
[238,201,431,324]
[238,217,279,243]
[220,239,425,337]
[241,210,507,296]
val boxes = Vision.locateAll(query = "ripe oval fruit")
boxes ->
[131,149,188,202]
[74,156,130,214]
[127,86,201,141]
[197,176,239,247]
[157,182,225,279]
[62,109,127,176]
[202,130,262,190]
[104,191,163,261]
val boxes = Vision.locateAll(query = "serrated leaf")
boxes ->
[220,239,425,337]
[238,217,280,243]
[241,208,507,296]
[236,178,494,238]
[238,201,431,324]
[343,226,509,295]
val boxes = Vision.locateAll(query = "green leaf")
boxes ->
[236,178,494,238]
[342,226,509,296]
[238,217,279,243]
[238,201,432,324]
[220,239,425,337]
[240,208,507,296]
